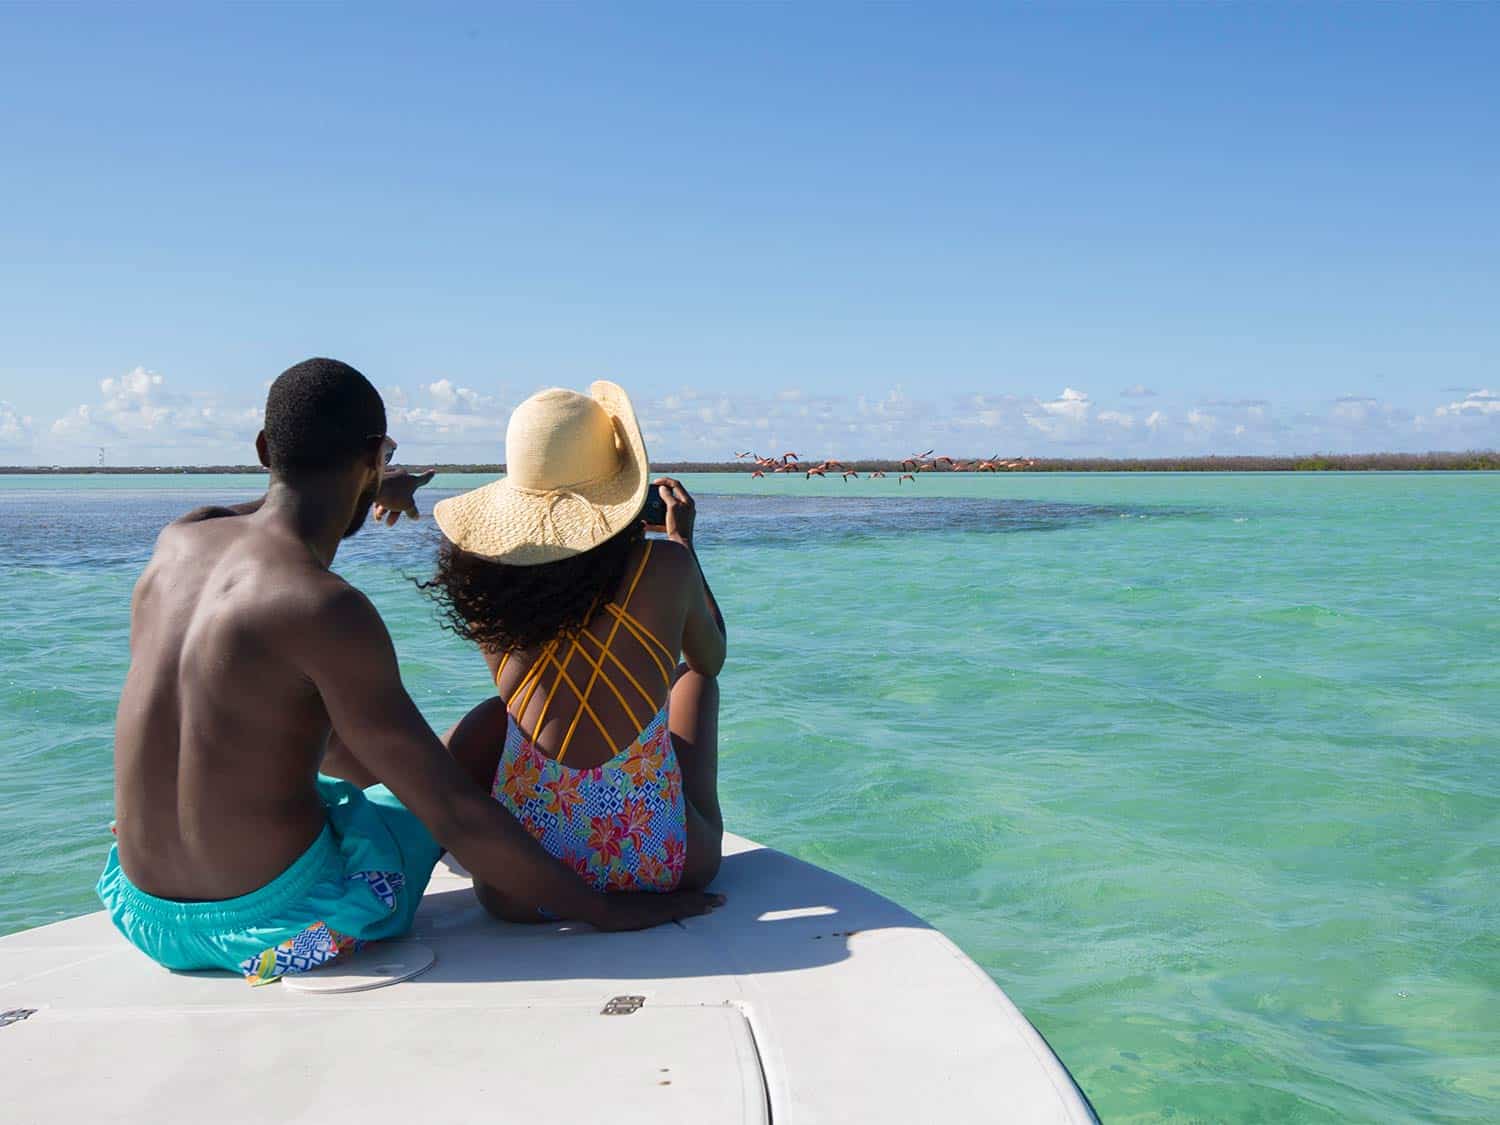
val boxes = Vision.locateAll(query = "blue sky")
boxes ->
[1,3,1496,464]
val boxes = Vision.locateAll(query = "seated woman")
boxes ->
[425,381,726,921]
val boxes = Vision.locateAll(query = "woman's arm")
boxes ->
[652,477,726,675]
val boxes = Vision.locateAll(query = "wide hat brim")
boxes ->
[432,380,650,566]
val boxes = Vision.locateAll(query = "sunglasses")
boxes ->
[367,434,399,466]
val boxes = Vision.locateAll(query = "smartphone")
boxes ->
[643,487,668,528]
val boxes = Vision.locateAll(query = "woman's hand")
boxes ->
[652,477,696,547]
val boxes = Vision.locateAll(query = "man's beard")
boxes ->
[344,482,378,538]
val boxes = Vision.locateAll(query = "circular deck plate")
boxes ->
[283,941,436,994]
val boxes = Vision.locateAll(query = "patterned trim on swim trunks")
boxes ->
[493,706,687,893]
[241,921,363,986]
[348,869,406,912]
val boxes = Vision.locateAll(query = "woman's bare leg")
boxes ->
[443,695,509,791]
[442,697,548,921]
[670,665,723,890]
[473,880,551,925]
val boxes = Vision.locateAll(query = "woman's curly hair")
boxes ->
[421,522,646,654]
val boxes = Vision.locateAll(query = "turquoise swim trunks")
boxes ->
[96,777,442,985]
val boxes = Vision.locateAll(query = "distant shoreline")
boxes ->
[1,451,1495,475]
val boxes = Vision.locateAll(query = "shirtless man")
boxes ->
[98,358,719,984]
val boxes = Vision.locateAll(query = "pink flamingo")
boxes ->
[805,466,828,479]
[842,470,859,481]
[898,473,916,484]
[750,469,765,479]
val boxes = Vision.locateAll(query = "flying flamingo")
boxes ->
[869,470,887,478]
[780,452,800,462]
[805,466,828,478]
[898,473,916,484]
[750,469,765,479]
[842,470,859,481]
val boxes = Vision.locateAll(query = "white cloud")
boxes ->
[1331,396,1378,422]
[46,367,262,463]
[1097,410,1135,429]
[0,401,35,456]
[1435,388,1499,417]
[1121,384,1157,398]
[1025,387,1092,438]
[385,380,511,447]
[1145,410,1168,430]
[424,378,490,414]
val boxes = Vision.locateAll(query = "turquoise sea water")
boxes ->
[1,471,1496,1121]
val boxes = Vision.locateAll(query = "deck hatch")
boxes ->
[4,1003,770,1123]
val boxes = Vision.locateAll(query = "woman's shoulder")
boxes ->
[642,535,693,572]
[624,537,694,605]
[640,536,699,588]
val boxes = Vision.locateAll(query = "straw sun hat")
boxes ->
[433,381,650,566]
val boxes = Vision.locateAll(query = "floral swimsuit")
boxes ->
[490,542,687,893]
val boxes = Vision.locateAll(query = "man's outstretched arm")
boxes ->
[173,468,436,529]
[297,584,721,931]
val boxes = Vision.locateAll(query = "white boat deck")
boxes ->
[1,833,1097,1123]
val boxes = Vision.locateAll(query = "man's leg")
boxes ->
[670,665,723,890]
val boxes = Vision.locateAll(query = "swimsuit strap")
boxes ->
[494,542,676,765]
[534,645,617,748]
[554,542,658,765]
[511,637,559,722]
[596,604,675,685]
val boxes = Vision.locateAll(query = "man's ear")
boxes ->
[255,431,271,469]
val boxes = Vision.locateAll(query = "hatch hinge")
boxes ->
[601,994,645,1015]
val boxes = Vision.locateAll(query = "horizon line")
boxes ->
[2,450,1496,475]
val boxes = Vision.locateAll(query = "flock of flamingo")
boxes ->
[733,449,1039,482]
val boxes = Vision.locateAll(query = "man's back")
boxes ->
[113,511,339,901]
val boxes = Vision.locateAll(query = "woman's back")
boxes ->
[491,538,690,770]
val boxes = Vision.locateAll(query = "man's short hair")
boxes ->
[263,358,386,475]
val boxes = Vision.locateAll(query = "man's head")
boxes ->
[257,358,390,537]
